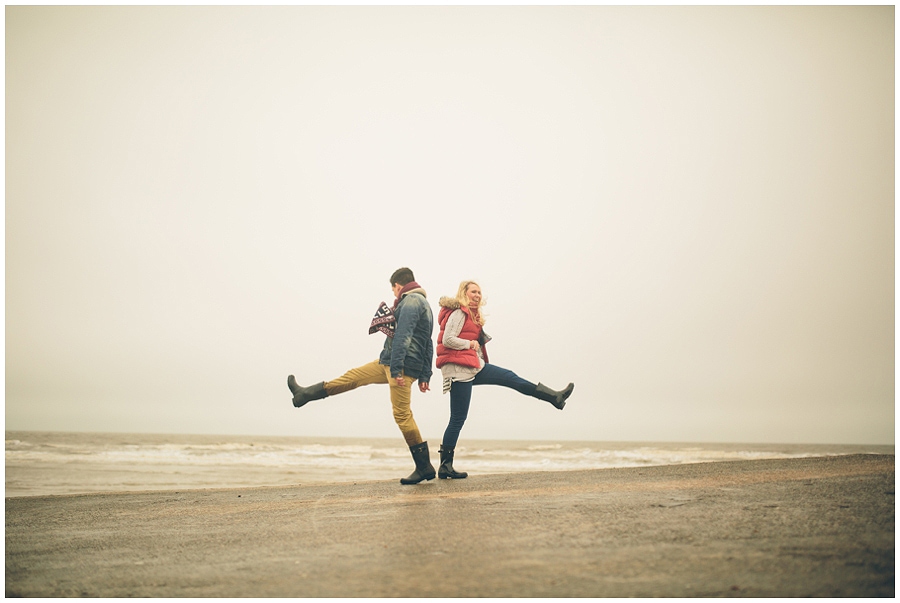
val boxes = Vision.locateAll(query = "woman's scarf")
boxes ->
[467,303,482,326]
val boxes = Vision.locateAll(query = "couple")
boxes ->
[286,267,575,485]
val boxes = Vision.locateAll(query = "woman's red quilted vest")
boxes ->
[435,304,484,369]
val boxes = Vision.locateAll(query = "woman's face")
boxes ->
[465,284,482,306]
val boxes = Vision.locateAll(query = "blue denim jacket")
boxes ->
[379,291,434,382]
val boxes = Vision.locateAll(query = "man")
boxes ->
[287,267,436,485]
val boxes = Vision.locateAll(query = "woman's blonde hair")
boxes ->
[455,280,486,326]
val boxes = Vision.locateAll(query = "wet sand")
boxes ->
[5,454,894,597]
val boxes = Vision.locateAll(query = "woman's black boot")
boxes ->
[438,445,468,479]
[400,441,436,485]
[287,375,328,408]
[533,382,574,410]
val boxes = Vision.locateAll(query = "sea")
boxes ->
[5,431,892,498]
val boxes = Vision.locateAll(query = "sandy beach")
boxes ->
[6,454,893,597]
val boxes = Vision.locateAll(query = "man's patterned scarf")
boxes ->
[368,302,396,338]
[368,281,423,338]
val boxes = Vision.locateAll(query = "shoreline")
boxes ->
[6,454,894,597]
[3,450,893,500]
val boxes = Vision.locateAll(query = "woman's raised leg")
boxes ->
[471,363,537,396]
[473,364,573,409]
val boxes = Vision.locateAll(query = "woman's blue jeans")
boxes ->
[441,363,537,449]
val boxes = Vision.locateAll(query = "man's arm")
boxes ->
[419,330,434,391]
[390,297,419,380]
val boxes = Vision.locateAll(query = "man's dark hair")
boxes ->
[390,267,415,286]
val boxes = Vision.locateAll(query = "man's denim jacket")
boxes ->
[379,291,434,383]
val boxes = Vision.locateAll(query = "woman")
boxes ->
[435,280,574,479]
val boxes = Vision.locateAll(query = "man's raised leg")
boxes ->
[287,360,386,408]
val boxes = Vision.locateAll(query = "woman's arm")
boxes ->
[442,309,474,350]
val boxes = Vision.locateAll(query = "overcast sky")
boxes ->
[6,6,894,445]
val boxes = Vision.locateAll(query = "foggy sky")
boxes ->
[6,6,894,444]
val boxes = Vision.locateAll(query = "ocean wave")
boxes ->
[5,439,847,470]
[5,432,890,497]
